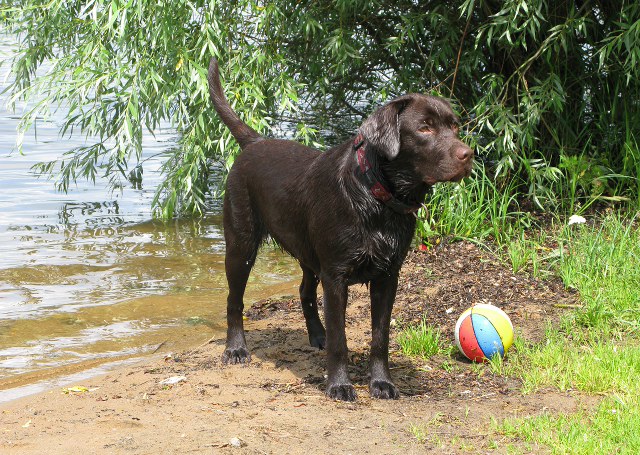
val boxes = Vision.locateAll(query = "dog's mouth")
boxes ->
[423,164,473,185]
[449,165,473,182]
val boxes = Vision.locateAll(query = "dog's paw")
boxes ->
[370,380,400,400]
[222,347,251,364]
[326,383,357,402]
[309,333,326,350]
[306,320,326,350]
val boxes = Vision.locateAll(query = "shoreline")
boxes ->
[0,243,585,454]
[0,356,148,405]
[0,277,301,405]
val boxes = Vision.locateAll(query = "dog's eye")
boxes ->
[418,125,434,134]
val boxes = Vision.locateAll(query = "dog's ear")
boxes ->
[359,97,411,160]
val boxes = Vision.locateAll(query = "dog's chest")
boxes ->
[342,218,415,283]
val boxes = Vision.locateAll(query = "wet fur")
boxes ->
[209,59,473,401]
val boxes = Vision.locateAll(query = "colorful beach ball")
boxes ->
[454,304,514,362]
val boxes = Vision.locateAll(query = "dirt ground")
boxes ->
[0,241,594,454]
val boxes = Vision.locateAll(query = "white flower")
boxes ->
[568,215,586,225]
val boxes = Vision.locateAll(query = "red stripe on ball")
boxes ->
[458,315,485,362]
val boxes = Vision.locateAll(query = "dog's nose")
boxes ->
[455,146,473,162]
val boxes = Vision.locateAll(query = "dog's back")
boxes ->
[209,60,329,267]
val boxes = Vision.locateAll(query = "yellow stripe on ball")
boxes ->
[472,304,514,351]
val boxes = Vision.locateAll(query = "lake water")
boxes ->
[0,38,299,401]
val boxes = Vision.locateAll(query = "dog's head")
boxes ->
[359,94,473,185]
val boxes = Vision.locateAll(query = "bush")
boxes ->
[2,1,639,217]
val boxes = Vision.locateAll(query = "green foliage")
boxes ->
[491,213,640,453]
[498,323,640,454]
[505,323,640,395]
[558,213,640,330]
[2,1,640,217]
[396,318,446,359]
[417,164,528,244]
[1,0,308,216]
[499,394,640,454]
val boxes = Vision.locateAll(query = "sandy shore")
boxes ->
[0,243,589,454]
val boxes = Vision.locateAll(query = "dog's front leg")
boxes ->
[369,275,400,399]
[321,276,356,401]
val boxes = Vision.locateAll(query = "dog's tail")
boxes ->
[208,58,262,149]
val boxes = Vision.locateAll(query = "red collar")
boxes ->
[353,134,422,214]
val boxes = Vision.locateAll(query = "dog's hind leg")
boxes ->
[299,265,325,349]
[222,192,263,364]
[222,245,255,364]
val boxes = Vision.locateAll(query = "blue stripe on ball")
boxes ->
[471,313,504,359]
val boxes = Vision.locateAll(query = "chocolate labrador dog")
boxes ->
[208,59,473,401]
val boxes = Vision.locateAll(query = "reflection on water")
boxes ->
[0,36,299,401]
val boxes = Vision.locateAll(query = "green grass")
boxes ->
[504,230,556,277]
[499,394,640,454]
[557,213,640,330]
[503,331,640,452]
[502,325,640,395]
[408,209,640,453]
[396,318,446,359]
[493,213,640,453]
[408,414,445,446]
[417,165,530,246]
